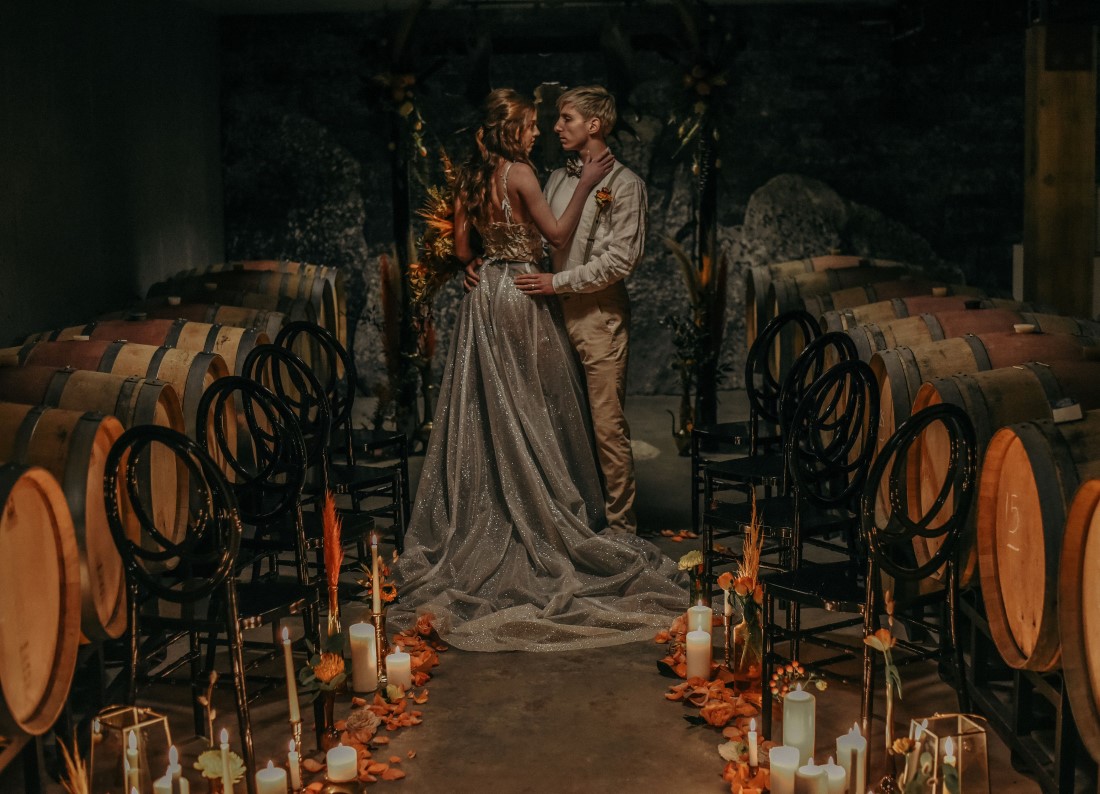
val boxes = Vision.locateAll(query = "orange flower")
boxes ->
[864,627,896,652]
[380,583,398,603]
[716,571,735,591]
[314,653,345,684]
[700,699,737,728]
[594,187,613,209]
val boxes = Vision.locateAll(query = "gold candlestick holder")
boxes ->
[722,614,732,669]
[291,718,302,752]
[372,608,389,688]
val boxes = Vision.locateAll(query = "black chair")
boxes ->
[274,321,409,552]
[701,331,860,583]
[690,310,821,538]
[759,403,977,747]
[104,426,320,794]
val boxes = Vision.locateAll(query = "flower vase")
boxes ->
[732,598,763,687]
[319,689,340,751]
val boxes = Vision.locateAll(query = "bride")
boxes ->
[393,88,684,652]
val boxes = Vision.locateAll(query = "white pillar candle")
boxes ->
[219,729,234,794]
[287,740,301,791]
[255,760,287,794]
[769,745,801,794]
[153,774,172,794]
[326,744,357,783]
[371,535,382,614]
[126,732,140,792]
[385,650,413,688]
[349,621,379,692]
[822,756,846,794]
[281,627,300,723]
[783,684,816,765]
[687,604,713,635]
[684,629,712,680]
[836,722,867,794]
[747,717,759,768]
[795,758,828,794]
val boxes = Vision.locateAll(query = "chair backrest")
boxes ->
[744,309,821,428]
[274,321,355,436]
[196,375,308,527]
[777,331,860,437]
[241,343,332,474]
[786,358,880,511]
[862,403,977,582]
[104,425,242,603]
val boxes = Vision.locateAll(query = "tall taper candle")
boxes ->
[371,534,382,614]
[281,626,300,723]
[220,729,233,794]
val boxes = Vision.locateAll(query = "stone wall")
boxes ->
[221,3,1032,396]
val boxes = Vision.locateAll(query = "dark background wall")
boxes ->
[219,2,1048,395]
[0,0,223,345]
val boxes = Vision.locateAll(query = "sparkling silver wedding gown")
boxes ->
[392,165,685,652]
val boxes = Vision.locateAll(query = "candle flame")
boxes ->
[289,739,296,752]
[795,683,802,692]
[220,728,229,744]
[267,760,275,770]
[852,721,861,734]
[282,626,289,641]
[749,718,756,732]
[944,736,955,756]
[169,745,178,765]
[128,731,137,751]
[828,756,834,764]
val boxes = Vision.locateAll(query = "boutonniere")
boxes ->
[594,187,614,210]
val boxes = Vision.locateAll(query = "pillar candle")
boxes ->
[747,717,759,768]
[349,621,379,692]
[326,744,357,783]
[795,759,828,794]
[783,684,816,765]
[153,746,191,794]
[126,732,140,792]
[153,774,173,794]
[288,740,301,791]
[255,760,287,794]
[386,650,413,688]
[769,745,801,794]
[822,756,846,794]
[219,729,234,794]
[836,722,867,794]
[684,629,712,680]
[281,627,300,723]
[687,604,713,635]
[371,535,382,614]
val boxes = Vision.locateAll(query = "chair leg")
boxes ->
[127,582,140,706]
[948,572,970,712]
[225,600,257,794]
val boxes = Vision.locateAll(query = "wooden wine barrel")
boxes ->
[977,411,1100,671]
[910,361,1100,587]
[99,302,287,340]
[802,280,986,320]
[133,290,317,328]
[745,255,905,345]
[768,266,915,319]
[870,331,1100,452]
[822,296,1032,332]
[0,366,188,546]
[0,463,82,737]
[0,339,232,449]
[1059,479,1100,759]
[0,405,131,641]
[149,269,338,347]
[25,318,267,376]
[224,260,346,348]
[845,309,1092,362]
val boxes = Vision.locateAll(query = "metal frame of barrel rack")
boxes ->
[960,589,1095,793]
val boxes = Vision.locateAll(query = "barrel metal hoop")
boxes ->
[114,376,141,423]
[12,405,48,464]
[98,341,126,373]
[952,373,994,447]
[164,318,187,348]
[17,341,36,364]
[202,324,222,354]
[65,412,112,641]
[962,334,993,371]
[894,347,921,421]
[863,284,878,303]
[1023,361,1064,405]
[79,322,98,337]
[891,298,909,318]
[43,369,76,407]
[920,313,946,341]
[145,346,170,380]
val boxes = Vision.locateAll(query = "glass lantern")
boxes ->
[89,705,173,794]
[905,713,989,794]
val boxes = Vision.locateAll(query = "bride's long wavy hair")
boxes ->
[456,88,536,228]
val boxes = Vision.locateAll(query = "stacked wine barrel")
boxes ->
[0,257,341,743]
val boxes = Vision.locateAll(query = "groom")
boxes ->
[513,85,648,535]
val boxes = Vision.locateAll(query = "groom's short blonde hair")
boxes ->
[558,85,617,136]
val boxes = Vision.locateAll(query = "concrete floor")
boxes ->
[39,393,1056,792]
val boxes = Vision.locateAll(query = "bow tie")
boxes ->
[565,158,583,178]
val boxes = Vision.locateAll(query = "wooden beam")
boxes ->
[1023,23,1097,317]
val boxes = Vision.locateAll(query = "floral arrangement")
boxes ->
[768,660,827,701]
[323,490,345,647]
[717,495,765,677]
[297,639,349,701]
[357,556,399,605]
[410,150,462,306]
[594,186,614,210]
[864,589,903,753]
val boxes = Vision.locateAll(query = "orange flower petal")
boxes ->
[382,767,407,780]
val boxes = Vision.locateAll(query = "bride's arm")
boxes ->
[509,151,613,248]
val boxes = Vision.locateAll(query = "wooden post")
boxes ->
[1023,22,1097,317]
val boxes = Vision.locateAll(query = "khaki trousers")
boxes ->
[560,288,637,534]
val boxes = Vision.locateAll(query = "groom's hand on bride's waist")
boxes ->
[463,258,484,292]
[514,272,556,296]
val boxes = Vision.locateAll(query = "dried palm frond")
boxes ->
[322,490,344,613]
[737,491,763,585]
[59,733,88,794]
